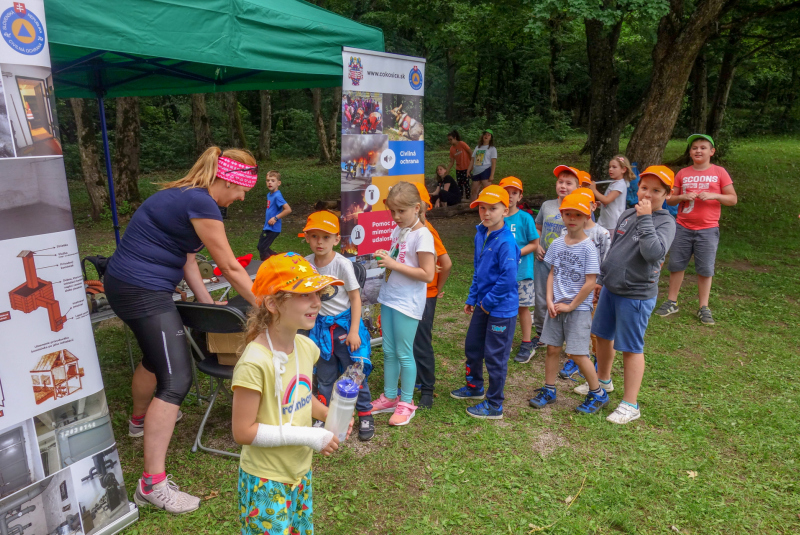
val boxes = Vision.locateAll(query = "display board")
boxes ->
[0,2,138,534]
[339,47,426,338]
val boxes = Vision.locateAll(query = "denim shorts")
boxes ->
[591,287,656,354]
[667,223,720,277]
[471,167,492,182]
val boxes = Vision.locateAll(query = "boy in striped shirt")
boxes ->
[528,193,608,414]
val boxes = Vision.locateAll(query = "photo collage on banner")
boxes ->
[340,47,426,338]
[0,2,138,534]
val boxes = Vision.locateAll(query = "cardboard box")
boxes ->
[207,332,246,366]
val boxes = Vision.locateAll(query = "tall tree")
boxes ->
[689,53,708,134]
[257,90,272,161]
[311,87,332,163]
[113,96,142,208]
[70,98,108,221]
[221,92,248,149]
[190,93,213,156]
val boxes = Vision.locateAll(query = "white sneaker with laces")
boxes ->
[134,475,201,514]
[574,380,614,395]
[606,402,640,425]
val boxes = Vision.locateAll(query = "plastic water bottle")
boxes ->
[324,378,359,442]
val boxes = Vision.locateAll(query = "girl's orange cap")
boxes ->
[251,252,343,297]
[499,176,523,192]
[553,165,580,179]
[559,193,592,217]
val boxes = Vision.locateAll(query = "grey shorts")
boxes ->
[517,279,535,307]
[668,224,720,277]
[540,309,592,355]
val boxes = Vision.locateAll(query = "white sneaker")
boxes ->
[134,475,200,514]
[574,380,614,395]
[606,403,640,425]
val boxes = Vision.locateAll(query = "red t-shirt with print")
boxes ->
[673,164,733,230]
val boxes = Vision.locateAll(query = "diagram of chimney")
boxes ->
[9,251,67,332]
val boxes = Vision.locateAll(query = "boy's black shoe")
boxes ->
[358,414,375,441]
[419,392,434,409]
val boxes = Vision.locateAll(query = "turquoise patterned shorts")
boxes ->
[238,467,314,535]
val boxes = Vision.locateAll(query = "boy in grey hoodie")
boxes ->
[591,165,677,425]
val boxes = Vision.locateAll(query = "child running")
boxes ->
[412,183,452,409]
[231,253,351,535]
[592,166,677,424]
[258,171,292,260]
[590,155,635,231]
[533,166,581,349]
[498,177,541,364]
[372,182,436,426]
[451,185,520,419]
[528,193,605,413]
[303,211,375,441]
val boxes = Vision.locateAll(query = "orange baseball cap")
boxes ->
[499,176,523,192]
[470,185,509,208]
[553,165,580,180]
[559,193,592,217]
[574,187,595,202]
[639,165,675,189]
[577,170,592,186]
[412,181,431,205]
[251,252,343,298]
[303,211,340,234]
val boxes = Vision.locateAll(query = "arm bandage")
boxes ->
[252,423,333,452]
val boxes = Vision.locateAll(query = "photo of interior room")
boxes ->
[69,446,128,535]
[0,67,16,158]
[34,391,114,475]
[0,63,62,157]
[0,419,46,500]
[0,156,74,240]
[0,468,83,535]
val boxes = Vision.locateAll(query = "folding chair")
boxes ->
[175,301,247,458]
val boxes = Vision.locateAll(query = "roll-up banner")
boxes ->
[340,47,425,338]
[0,2,138,534]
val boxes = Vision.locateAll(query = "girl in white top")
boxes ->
[467,129,498,201]
[372,182,436,426]
[590,154,635,231]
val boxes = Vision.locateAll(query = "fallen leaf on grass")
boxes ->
[671,526,680,533]
[686,471,698,479]
[565,495,573,504]
[204,490,219,500]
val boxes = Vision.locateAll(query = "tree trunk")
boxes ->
[70,98,108,221]
[446,48,456,121]
[707,44,737,140]
[113,96,141,208]
[257,90,272,161]
[311,88,332,164]
[327,86,342,158]
[781,66,798,121]
[690,52,708,133]
[470,62,482,110]
[223,92,248,149]
[548,19,561,111]
[190,94,213,157]
[627,0,731,168]
[584,16,623,182]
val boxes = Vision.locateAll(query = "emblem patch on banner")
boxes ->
[1,2,45,55]
[348,56,363,86]
[409,65,423,90]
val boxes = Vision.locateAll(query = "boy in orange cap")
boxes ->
[498,177,540,364]
[451,186,520,419]
[411,182,452,409]
[302,211,375,441]
[532,166,581,351]
[529,193,606,414]
[591,166,676,424]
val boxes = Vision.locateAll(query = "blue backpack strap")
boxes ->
[627,162,640,209]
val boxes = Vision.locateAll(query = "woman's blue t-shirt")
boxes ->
[106,187,223,292]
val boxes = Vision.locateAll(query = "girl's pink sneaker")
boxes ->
[371,393,399,414]
[388,401,417,426]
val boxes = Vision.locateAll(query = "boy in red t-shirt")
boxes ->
[655,134,738,325]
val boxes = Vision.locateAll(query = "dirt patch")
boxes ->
[345,428,392,457]
[724,260,772,273]
[675,346,705,364]
[530,429,569,457]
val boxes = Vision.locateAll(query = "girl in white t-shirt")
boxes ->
[372,182,436,426]
[591,154,635,231]
[467,129,497,201]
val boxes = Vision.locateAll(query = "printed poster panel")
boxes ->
[0,2,139,534]
[341,47,425,338]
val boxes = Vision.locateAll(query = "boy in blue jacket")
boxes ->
[451,186,521,419]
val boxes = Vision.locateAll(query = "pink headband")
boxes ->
[216,156,258,187]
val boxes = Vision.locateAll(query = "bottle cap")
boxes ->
[335,378,360,399]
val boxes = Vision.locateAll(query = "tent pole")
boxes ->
[97,96,121,246]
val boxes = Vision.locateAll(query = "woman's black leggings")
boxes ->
[124,309,194,406]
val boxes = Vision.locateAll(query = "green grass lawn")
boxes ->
[81,136,800,534]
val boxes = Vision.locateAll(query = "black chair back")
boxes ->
[175,302,247,334]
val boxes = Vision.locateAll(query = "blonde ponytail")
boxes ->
[161,147,256,190]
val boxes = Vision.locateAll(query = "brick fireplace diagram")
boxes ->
[9,250,66,332]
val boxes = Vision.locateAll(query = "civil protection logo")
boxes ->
[409,65,423,90]
[348,56,363,86]
[1,3,45,56]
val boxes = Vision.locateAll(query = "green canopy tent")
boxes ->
[45,0,384,243]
